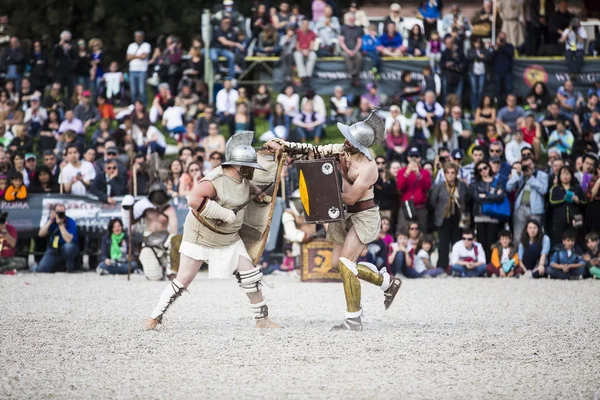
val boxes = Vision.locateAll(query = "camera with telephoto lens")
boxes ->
[522,165,530,172]
[0,212,7,224]
[56,211,66,219]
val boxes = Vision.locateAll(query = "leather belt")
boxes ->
[191,210,230,235]
[346,199,376,213]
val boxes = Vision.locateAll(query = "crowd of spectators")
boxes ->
[0,1,600,281]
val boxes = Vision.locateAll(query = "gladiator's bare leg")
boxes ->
[144,254,203,330]
[236,255,280,328]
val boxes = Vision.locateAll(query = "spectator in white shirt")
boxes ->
[505,130,532,166]
[215,79,238,135]
[23,95,47,136]
[126,31,151,105]
[449,228,487,277]
[560,18,587,74]
[416,91,445,129]
[277,85,300,129]
[162,98,186,134]
[58,110,83,134]
[59,144,96,196]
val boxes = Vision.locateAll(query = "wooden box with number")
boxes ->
[301,240,341,282]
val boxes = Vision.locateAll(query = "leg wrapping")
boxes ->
[357,261,390,290]
[150,279,186,322]
[236,266,264,294]
[250,299,269,320]
[339,258,362,318]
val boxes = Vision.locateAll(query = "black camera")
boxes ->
[522,165,530,172]
[56,211,66,219]
[0,211,7,224]
[440,156,448,164]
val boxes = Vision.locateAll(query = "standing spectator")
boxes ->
[416,91,445,129]
[548,120,574,158]
[560,18,587,73]
[210,17,242,81]
[272,1,292,34]
[29,40,49,93]
[450,228,487,277]
[90,160,126,204]
[466,37,490,112]
[330,86,352,124]
[161,36,183,95]
[3,37,25,91]
[384,3,404,34]
[374,157,400,222]
[505,130,531,165]
[37,204,79,273]
[379,22,406,57]
[315,5,341,56]
[506,156,548,241]
[279,26,297,82]
[175,84,200,121]
[497,0,525,46]
[58,144,96,195]
[24,95,48,136]
[361,24,382,73]
[292,99,325,143]
[518,219,551,278]
[215,79,238,136]
[126,31,151,105]
[549,0,572,43]
[474,95,496,137]
[463,145,485,184]
[579,153,597,192]
[574,93,598,135]
[89,39,104,97]
[430,162,469,270]
[96,218,138,275]
[549,166,585,246]
[251,4,270,39]
[525,0,554,56]
[53,31,76,99]
[496,94,526,137]
[548,230,586,279]
[294,19,317,85]
[74,39,91,90]
[440,36,465,100]
[277,85,299,123]
[396,147,432,232]
[73,91,100,130]
[418,0,443,37]
[345,3,370,32]
[340,13,363,87]
[471,160,507,260]
[489,33,515,107]
[471,0,495,39]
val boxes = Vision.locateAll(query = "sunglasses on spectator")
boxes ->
[376,161,386,165]
[490,149,502,153]
[477,166,489,172]
[463,237,473,241]
[409,227,419,231]
[189,168,200,172]
[106,167,116,170]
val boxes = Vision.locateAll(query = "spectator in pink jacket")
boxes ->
[385,121,408,162]
[396,147,432,233]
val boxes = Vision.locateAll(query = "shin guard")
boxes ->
[357,262,391,291]
[149,279,186,322]
[235,266,264,294]
[338,258,362,318]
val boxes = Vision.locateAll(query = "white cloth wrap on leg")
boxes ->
[249,299,269,320]
[199,199,236,224]
[237,266,263,294]
[150,279,185,320]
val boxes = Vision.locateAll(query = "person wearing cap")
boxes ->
[73,90,100,129]
[397,146,432,232]
[265,112,403,331]
[126,31,151,105]
[145,132,281,330]
[23,94,47,136]
[24,153,36,180]
[488,141,511,183]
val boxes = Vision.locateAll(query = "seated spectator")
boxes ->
[408,235,446,278]
[29,165,59,194]
[345,3,369,32]
[379,22,406,57]
[574,93,598,135]
[523,94,545,122]
[150,83,172,124]
[542,102,568,136]
[24,153,36,183]
[361,83,382,108]
[36,203,79,273]
[175,84,200,121]
[518,219,551,278]
[549,166,585,246]
[395,71,422,111]
[520,114,542,159]
[58,109,83,134]
[8,124,33,154]
[409,117,431,152]
[0,124,13,148]
[583,232,600,279]
[215,79,238,135]
[361,23,382,73]
[178,121,199,148]
[74,91,101,131]
[4,170,27,201]
[487,230,523,277]
[101,61,125,104]
[96,218,138,275]
[9,151,29,187]
[0,213,27,273]
[207,151,224,174]
[58,144,96,195]
[548,230,586,279]
[340,13,363,86]
[251,84,271,118]
[548,121,574,158]
[350,97,372,124]
[258,103,289,142]
[442,4,471,37]
[255,25,281,57]
[388,231,412,276]
[233,102,255,133]
[471,0,494,39]
[23,94,47,136]
[441,36,465,100]
[448,106,473,152]
[432,119,457,153]
[426,30,443,73]
[162,98,186,134]
[407,24,427,56]
[139,125,167,156]
[330,86,352,124]
[178,161,203,196]
[505,130,531,165]
[202,122,226,155]
[450,228,487,277]
[293,99,325,143]
[165,159,184,198]
[421,65,441,97]
[315,5,341,57]
[209,16,240,80]
[416,90,444,129]
[559,18,587,74]
[556,80,584,121]
[474,95,496,136]
[90,160,126,204]
[369,216,393,268]
[0,175,6,198]
[92,118,112,146]
[294,19,317,85]
[496,94,526,137]
[194,105,218,139]
[385,121,408,162]
[96,94,115,120]
[277,85,300,124]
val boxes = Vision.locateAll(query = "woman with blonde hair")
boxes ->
[89,38,104,98]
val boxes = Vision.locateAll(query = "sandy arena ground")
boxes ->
[1,272,598,399]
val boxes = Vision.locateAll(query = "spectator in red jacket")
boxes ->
[396,147,432,233]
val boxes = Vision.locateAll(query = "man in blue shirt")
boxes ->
[36,203,79,273]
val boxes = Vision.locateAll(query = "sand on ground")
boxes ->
[1,273,598,399]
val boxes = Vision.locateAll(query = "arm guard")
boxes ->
[198,199,236,224]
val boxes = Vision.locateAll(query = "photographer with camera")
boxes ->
[559,18,587,74]
[0,212,26,273]
[489,32,515,108]
[506,155,548,243]
[36,204,79,273]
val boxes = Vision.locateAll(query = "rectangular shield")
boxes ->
[295,158,344,224]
